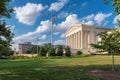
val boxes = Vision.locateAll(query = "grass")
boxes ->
[0,55,120,80]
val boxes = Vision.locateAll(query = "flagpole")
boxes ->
[51,11,53,47]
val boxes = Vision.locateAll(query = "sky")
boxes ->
[5,0,120,51]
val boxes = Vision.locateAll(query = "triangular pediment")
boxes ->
[65,24,81,35]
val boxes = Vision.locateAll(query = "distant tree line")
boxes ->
[25,43,72,57]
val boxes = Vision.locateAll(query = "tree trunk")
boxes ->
[112,52,115,71]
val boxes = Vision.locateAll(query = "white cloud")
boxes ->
[13,20,51,43]
[80,12,112,25]
[103,21,109,26]
[58,11,69,19]
[40,35,47,40]
[113,14,120,24]
[82,14,95,21]
[94,12,112,24]
[60,33,65,38]
[57,14,79,32]
[14,3,47,25]
[54,39,65,45]
[53,32,60,35]
[84,21,94,25]
[6,25,15,33]
[49,0,68,12]
[36,20,51,33]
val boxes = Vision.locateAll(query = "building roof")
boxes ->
[65,24,112,36]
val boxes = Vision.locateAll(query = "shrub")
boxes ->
[26,50,31,54]
[48,47,55,56]
[76,50,82,55]
[65,46,71,57]
[56,45,63,56]
[39,47,47,56]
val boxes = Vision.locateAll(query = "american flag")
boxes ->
[52,15,55,22]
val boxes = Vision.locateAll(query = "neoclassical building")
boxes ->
[65,24,111,54]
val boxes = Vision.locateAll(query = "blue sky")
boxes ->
[6,0,120,51]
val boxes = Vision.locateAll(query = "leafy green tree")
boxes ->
[26,50,31,54]
[48,47,55,56]
[31,46,40,54]
[43,43,52,52]
[0,0,14,56]
[91,28,120,70]
[39,47,47,56]
[65,46,71,57]
[56,45,63,56]
[0,45,14,56]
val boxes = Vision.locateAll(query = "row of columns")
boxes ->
[66,30,95,49]
[66,31,83,49]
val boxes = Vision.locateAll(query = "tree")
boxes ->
[26,50,31,54]
[65,46,71,57]
[43,43,52,52]
[0,0,14,56]
[101,0,120,71]
[48,47,55,56]
[91,28,120,70]
[56,45,63,56]
[39,47,47,56]
[31,46,40,54]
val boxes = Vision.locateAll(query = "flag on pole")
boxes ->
[52,15,55,22]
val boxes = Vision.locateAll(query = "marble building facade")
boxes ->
[65,24,111,54]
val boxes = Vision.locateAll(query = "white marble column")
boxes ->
[84,31,87,48]
[76,32,78,49]
[79,31,81,49]
[71,35,73,48]
[66,37,68,46]
[88,31,90,48]
[74,34,75,48]
[66,36,70,46]
[75,33,77,49]
[81,31,83,49]
[70,35,71,47]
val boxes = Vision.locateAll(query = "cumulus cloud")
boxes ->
[84,21,94,25]
[94,12,112,24]
[36,20,51,33]
[80,12,112,25]
[41,35,47,40]
[113,14,120,24]
[57,14,79,32]
[49,0,68,12]
[58,11,69,19]
[60,33,65,38]
[54,39,65,45]
[13,20,51,42]
[14,3,47,25]
[82,14,95,21]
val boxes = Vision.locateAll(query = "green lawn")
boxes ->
[0,55,120,80]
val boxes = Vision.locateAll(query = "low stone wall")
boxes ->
[17,54,38,57]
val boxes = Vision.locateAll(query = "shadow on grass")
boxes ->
[0,59,120,80]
